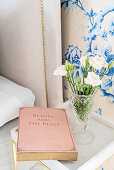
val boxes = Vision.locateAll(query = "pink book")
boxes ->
[17,107,78,161]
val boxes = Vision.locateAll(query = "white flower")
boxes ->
[53,65,67,76]
[85,72,102,86]
[89,55,108,70]
[80,55,87,67]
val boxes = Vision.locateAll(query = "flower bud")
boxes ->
[108,61,114,69]
[65,61,69,71]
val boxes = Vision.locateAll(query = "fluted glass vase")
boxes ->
[71,92,95,145]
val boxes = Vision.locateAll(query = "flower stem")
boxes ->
[100,68,109,79]
[66,71,75,93]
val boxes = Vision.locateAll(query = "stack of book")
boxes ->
[17,107,78,161]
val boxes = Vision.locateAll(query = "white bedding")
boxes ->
[0,76,35,127]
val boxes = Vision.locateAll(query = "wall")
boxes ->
[61,0,114,121]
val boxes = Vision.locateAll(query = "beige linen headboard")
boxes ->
[0,0,63,107]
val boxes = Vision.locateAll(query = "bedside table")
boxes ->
[11,102,114,170]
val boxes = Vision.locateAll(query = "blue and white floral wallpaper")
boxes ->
[61,0,114,120]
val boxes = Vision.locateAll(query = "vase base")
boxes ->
[73,130,94,145]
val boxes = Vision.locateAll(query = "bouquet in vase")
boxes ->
[54,54,114,144]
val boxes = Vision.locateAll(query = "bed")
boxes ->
[0,75,35,127]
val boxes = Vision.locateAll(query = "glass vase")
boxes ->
[71,92,95,145]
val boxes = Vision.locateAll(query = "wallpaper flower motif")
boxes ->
[65,45,81,69]
[61,0,114,114]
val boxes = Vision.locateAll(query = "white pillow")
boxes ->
[0,76,35,127]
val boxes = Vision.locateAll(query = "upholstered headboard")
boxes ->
[0,0,63,107]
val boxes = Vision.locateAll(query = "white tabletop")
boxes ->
[58,102,114,170]
[0,102,113,170]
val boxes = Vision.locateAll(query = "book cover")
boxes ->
[17,107,77,161]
